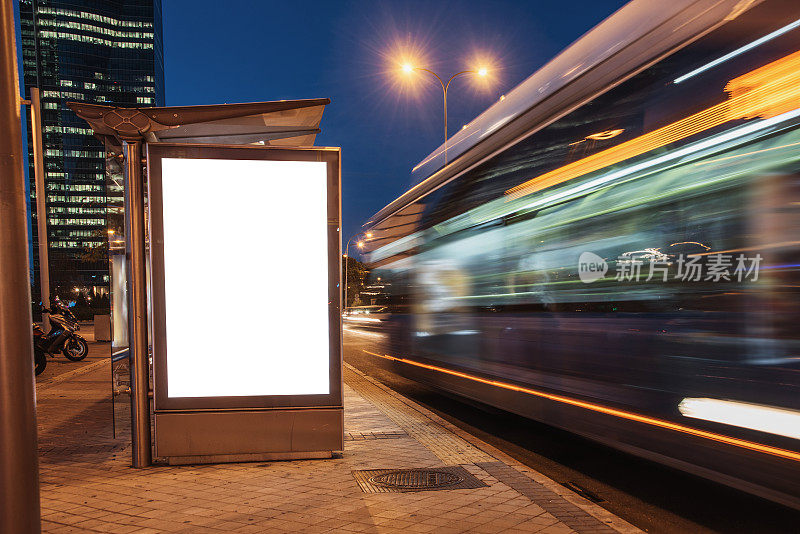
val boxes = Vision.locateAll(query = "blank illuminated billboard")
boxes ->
[159,157,330,398]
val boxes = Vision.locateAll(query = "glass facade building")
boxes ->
[19,0,164,295]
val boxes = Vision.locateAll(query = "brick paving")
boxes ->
[34,359,642,533]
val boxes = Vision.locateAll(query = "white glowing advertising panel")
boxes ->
[159,157,330,398]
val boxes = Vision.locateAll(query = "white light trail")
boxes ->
[343,327,386,338]
[678,398,800,440]
[674,17,800,84]
[344,316,381,323]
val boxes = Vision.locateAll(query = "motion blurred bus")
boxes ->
[360,0,800,509]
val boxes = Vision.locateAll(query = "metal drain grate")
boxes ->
[562,481,605,503]
[352,466,487,493]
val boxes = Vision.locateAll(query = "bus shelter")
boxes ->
[70,99,343,466]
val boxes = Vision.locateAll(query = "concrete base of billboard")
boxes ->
[153,408,343,464]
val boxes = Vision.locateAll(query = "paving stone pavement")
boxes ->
[34,359,643,533]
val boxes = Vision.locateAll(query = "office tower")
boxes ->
[19,0,164,296]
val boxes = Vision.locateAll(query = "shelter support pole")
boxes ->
[0,0,42,531]
[30,88,50,329]
[123,140,152,468]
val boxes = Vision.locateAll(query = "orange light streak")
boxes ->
[363,350,800,462]
[505,50,800,200]
[585,129,625,141]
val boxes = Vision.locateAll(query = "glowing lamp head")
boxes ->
[365,232,373,238]
[477,67,488,77]
[357,241,364,248]
[402,63,414,74]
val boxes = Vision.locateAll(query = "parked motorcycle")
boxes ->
[32,324,47,376]
[32,298,89,375]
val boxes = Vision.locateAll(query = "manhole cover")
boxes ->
[370,469,464,489]
[352,466,487,493]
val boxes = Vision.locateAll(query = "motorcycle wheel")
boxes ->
[63,336,89,361]
[34,349,47,376]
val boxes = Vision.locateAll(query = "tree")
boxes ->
[342,256,368,308]
[79,228,109,264]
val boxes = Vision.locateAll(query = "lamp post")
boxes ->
[401,64,488,165]
[343,232,371,311]
[20,88,50,333]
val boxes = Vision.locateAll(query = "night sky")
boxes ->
[163,0,627,248]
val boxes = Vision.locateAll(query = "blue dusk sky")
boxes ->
[165,1,627,245]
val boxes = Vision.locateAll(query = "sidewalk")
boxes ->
[35,360,641,534]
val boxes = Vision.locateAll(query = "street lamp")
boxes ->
[400,63,490,164]
[343,234,370,312]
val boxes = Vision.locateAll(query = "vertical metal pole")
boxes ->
[442,87,448,165]
[111,359,116,439]
[343,237,353,310]
[0,0,42,531]
[344,256,348,311]
[123,140,151,468]
[30,87,50,331]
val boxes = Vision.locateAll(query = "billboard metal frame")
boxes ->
[146,142,342,413]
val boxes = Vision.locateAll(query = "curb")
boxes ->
[344,361,643,534]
